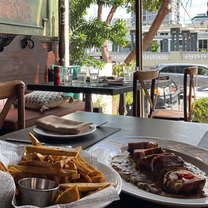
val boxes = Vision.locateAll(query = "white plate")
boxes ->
[12,161,122,208]
[92,161,122,208]
[89,136,208,207]
[10,145,122,208]
[33,125,96,138]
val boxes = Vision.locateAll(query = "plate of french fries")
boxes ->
[0,133,122,208]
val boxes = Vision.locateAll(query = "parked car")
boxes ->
[156,63,208,92]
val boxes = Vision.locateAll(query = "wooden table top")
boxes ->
[1,111,207,208]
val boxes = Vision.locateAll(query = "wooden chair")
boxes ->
[0,80,25,130]
[133,67,198,122]
[133,69,160,118]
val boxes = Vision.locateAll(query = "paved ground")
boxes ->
[169,90,208,111]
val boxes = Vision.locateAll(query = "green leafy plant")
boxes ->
[193,98,208,123]
[151,41,160,52]
[112,60,135,114]
[93,95,108,114]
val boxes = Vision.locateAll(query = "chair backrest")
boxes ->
[0,80,25,130]
[183,66,198,121]
[133,69,159,118]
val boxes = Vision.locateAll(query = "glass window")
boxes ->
[175,66,188,73]
[198,67,208,75]
[161,66,176,73]
[204,40,207,50]
[199,40,203,50]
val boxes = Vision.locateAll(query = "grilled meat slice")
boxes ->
[134,147,165,160]
[151,154,187,176]
[137,153,171,170]
[137,154,159,170]
[128,141,159,155]
[164,169,206,194]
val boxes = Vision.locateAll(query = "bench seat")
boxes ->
[2,100,85,131]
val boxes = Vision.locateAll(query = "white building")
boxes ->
[143,0,182,26]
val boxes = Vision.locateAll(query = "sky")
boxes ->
[183,0,207,23]
[86,0,207,23]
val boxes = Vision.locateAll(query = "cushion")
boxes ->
[24,91,74,112]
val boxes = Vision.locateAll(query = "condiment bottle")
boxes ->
[54,66,61,85]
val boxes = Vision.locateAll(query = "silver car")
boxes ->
[156,63,208,92]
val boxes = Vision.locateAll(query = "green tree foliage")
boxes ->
[125,0,163,13]
[193,98,208,123]
[69,0,127,69]
[112,60,135,115]
[151,40,160,52]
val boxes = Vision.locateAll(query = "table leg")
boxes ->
[84,94,93,112]
[119,93,125,115]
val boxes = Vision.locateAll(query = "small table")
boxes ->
[27,80,171,115]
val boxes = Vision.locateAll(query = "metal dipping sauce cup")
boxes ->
[18,178,59,207]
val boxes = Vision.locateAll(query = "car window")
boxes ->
[160,66,176,73]
[175,66,188,73]
[198,66,208,75]
[176,65,196,74]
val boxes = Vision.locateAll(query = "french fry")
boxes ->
[87,183,111,196]
[90,176,106,182]
[57,188,63,196]
[51,155,67,161]
[25,146,78,157]
[90,170,106,182]
[61,177,70,183]
[55,185,80,204]
[72,159,91,176]
[9,165,78,177]
[77,155,98,176]
[46,155,55,163]
[74,146,82,153]
[32,152,46,161]
[69,174,81,180]
[79,171,91,183]
[60,182,116,192]
[0,161,7,172]
[8,166,29,178]
[28,132,42,146]
[21,153,33,161]
[18,160,53,168]
[63,160,77,170]
[53,157,76,169]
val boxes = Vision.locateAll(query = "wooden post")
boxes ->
[17,83,25,129]
[59,0,65,66]
[135,0,143,117]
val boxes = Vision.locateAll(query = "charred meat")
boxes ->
[134,147,165,160]
[151,154,187,176]
[128,141,159,155]
[124,141,206,195]
[164,169,206,194]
